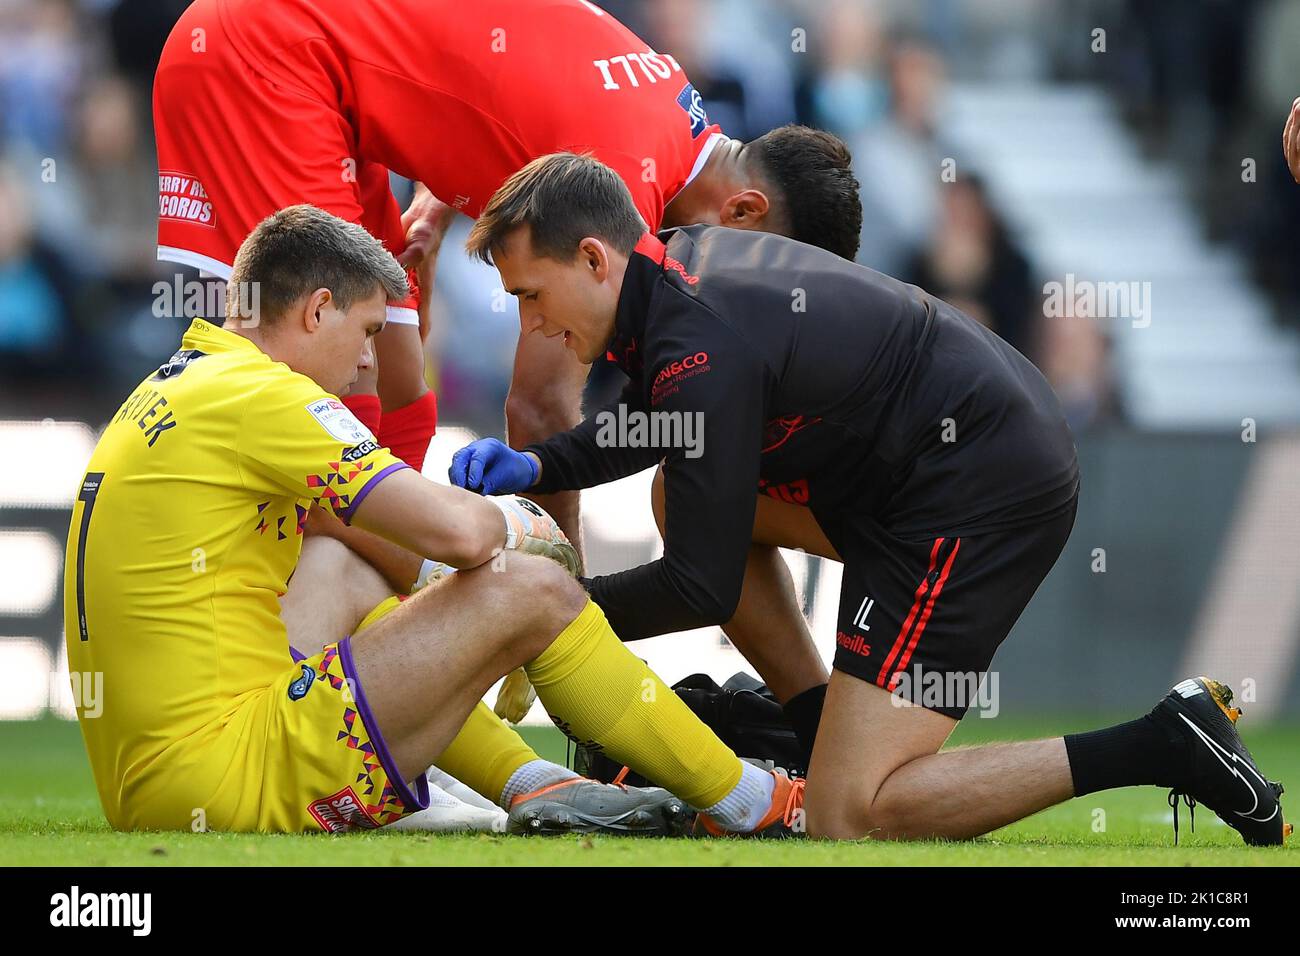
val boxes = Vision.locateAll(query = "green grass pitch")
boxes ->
[3,715,1297,866]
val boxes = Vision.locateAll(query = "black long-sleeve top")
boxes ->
[527,226,1078,641]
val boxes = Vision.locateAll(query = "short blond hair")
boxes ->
[466,152,646,266]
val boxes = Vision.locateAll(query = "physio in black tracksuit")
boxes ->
[452,155,1288,847]
[522,225,1079,718]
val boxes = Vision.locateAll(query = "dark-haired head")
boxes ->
[662,124,862,260]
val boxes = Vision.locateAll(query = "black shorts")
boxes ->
[820,496,1077,719]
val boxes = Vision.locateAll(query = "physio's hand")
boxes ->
[449,438,539,495]
[488,495,582,576]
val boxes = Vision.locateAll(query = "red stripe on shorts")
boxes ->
[891,538,961,681]
[876,537,944,686]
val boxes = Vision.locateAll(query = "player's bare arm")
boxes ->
[347,468,507,570]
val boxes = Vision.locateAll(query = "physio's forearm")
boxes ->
[589,556,737,642]
[523,391,664,493]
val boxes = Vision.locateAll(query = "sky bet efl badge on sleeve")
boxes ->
[305,398,375,444]
[676,83,709,138]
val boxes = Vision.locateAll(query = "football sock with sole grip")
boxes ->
[703,760,776,832]
[500,759,580,808]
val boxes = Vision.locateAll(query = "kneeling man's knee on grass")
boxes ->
[805,787,878,840]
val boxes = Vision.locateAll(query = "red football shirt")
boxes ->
[215,0,724,229]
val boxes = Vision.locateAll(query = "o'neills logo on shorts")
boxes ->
[307,786,381,832]
[836,630,871,658]
[158,171,215,226]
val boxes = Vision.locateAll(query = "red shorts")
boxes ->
[152,0,419,324]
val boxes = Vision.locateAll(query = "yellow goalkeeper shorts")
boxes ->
[119,596,428,833]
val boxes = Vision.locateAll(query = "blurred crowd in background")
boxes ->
[1,0,1297,433]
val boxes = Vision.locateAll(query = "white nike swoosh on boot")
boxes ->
[1178,714,1277,823]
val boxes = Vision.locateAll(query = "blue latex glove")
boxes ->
[448,438,539,495]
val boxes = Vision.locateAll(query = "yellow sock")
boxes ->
[434,701,539,807]
[525,600,742,809]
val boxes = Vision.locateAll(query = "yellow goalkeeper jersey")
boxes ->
[63,318,407,824]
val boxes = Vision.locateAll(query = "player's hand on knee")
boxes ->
[449,438,538,495]
[488,495,582,576]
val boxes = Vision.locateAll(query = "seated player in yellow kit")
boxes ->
[63,204,797,835]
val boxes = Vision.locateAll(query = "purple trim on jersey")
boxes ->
[339,461,410,525]
[338,634,431,813]
[289,645,306,663]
